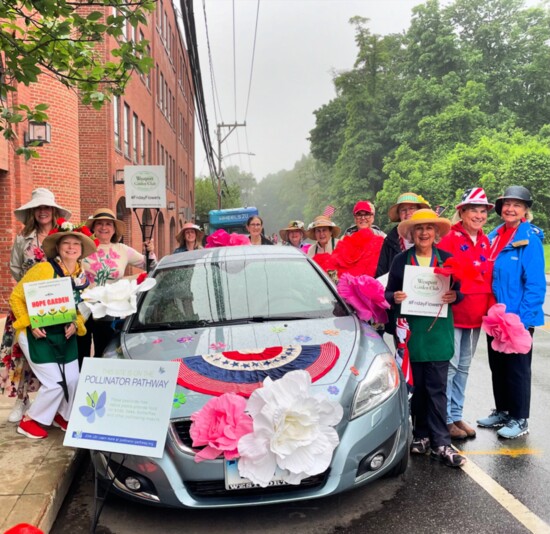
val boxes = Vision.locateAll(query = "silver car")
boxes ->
[92,245,410,508]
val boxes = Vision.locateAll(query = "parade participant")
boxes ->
[174,222,204,253]
[246,216,273,245]
[306,216,341,257]
[477,186,545,439]
[438,188,494,440]
[344,200,386,237]
[279,220,309,251]
[9,222,96,439]
[375,192,431,278]
[1,188,71,423]
[79,208,156,364]
[385,209,466,467]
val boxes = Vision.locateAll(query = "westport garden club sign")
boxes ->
[124,165,167,209]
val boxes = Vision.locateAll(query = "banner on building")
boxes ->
[124,165,167,208]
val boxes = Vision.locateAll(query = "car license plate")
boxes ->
[224,460,289,490]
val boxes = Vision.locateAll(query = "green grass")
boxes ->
[545,244,550,274]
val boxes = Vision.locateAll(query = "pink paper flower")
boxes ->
[481,304,532,354]
[337,273,390,324]
[205,229,251,248]
[210,342,226,351]
[190,393,253,462]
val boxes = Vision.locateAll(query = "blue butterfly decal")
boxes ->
[79,391,107,423]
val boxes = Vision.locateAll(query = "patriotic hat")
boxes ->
[455,187,494,211]
[353,200,375,215]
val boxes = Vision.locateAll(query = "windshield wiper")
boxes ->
[129,319,212,332]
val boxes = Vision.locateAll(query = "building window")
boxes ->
[160,72,164,110]
[146,46,152,89]
[132,113,138,163]
[113,95,120,149]
[123,103,130,158]
[148,129,152,164]
[140,122,145,163]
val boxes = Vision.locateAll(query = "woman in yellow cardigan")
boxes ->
[9,222,97,439]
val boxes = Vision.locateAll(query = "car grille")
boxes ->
[186,471,329,498]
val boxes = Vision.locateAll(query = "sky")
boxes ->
[193,0,425,181]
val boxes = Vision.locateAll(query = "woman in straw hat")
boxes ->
[385,209,466,467]
[279,220,309,252]
[174,222,204,253]
[2,188,71,424]
[306,216,341,257]
[9,221,97,439]
[437,188,495,440]
[79,208,156,364]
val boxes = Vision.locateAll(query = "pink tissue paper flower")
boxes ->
[337,273,390,323]
[206,229,251,248]
[481,303,532,354]
[190,393,253,462]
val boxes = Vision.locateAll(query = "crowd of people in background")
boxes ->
[1,184,545,463]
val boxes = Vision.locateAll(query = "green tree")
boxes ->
[194,177,242,228]
[1,0,154,158]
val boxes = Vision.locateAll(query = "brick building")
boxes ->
[0,2,195,311]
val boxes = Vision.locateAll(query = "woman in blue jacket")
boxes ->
[477,186,546,439]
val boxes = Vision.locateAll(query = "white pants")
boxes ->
[18,331,79,426]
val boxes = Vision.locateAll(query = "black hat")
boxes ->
[495,186,533,216]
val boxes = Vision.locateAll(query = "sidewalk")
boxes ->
[0,316,83,534]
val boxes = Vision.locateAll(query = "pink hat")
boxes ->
[455,188,494,210]
[353,201,375,215]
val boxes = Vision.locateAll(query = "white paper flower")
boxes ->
[237,370,343,487]
[61,221,74,231]
[80,277,156,318]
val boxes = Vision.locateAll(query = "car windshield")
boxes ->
[130,257,347,330]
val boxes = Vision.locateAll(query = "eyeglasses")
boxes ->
[355,213,373,219]
[248,223,262,227]
[399,206,417,214]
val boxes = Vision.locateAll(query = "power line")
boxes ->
[244,0,260,122]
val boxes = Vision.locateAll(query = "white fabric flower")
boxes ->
[61,221,74,231]
[81,278,156,318]
[237,370,343,487]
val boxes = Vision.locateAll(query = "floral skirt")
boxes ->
[0,312,40,398]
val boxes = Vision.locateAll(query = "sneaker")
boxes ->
[7,398,28,423]
[497,418,529,439]
[17,418,48,439]
[53,413,68,432]
[430,445,466,467]
[448,423,468,440]
[410,437,430,454]
[477,409,510,428]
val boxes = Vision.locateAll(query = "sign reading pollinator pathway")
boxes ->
[124,165,167,208]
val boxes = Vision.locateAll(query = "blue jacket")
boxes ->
[488,221,546,328]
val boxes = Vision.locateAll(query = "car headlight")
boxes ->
[350,352,400,420]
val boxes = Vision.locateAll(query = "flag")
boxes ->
[322,205,335,218]
[395,318,413,391]
[434,205,447,216]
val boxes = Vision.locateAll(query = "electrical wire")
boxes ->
[243,0,260,122]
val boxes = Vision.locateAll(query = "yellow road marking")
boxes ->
[462,448,542,457]
[459,456,550,533]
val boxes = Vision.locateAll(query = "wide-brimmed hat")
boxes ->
[397,209,451,239]
[455,187,494,211]
[85,208,126,242]
[279,220,305,241]
[353,200,375,215]
[42,222,98,259]
[306,216,341,240]
[14,188,71,223]
[176,222,204,244]
[494,185,533,216]
[388,192,431,222]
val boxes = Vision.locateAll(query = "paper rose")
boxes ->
[80,277,156,319]
[337,273,390,323]
[205,229,251,248]
[237,370,343,487]
[190,393,253,462]
[481,303,532,354]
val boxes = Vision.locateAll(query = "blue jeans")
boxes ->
[447,327,480,424]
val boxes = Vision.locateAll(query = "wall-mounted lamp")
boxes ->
[168,201,175,210]
[113,169,125,185]
[24,121,51,146]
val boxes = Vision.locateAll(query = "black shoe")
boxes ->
[430,445,466,467]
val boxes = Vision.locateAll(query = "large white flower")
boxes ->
[80,278,156,318]
[237,370,343,487]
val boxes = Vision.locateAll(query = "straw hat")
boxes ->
[306,216,341,240]
[85,208,126,242]
[42,223,98,259]
[397,209,451,239]
[176,222,204,244]
[14,188,71,223]
[279,220,305,241]
[388,192,431,222]
[455,187,494,211]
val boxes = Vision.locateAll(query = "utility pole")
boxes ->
[216,122,246,209]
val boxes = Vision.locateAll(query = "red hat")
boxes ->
[353,201,375,215]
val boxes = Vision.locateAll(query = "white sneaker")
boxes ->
[8,398,28,423]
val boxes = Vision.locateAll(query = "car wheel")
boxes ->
[384,447,409,478]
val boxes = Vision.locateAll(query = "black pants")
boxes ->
[487,333,533,419]
[411,360,450,448]
[77,318,116,369]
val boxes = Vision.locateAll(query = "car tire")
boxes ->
[384,447,409,478]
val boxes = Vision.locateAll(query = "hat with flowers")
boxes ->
[42,218,98,259]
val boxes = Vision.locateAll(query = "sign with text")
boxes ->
[124,165,167,208]
[400,265,450,318]
[64,358,178,458]
[23,277,76,328]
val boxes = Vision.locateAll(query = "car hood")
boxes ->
[120,317,389,417]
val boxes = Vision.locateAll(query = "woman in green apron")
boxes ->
[385,209,466,468]
[9,223,97,439]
